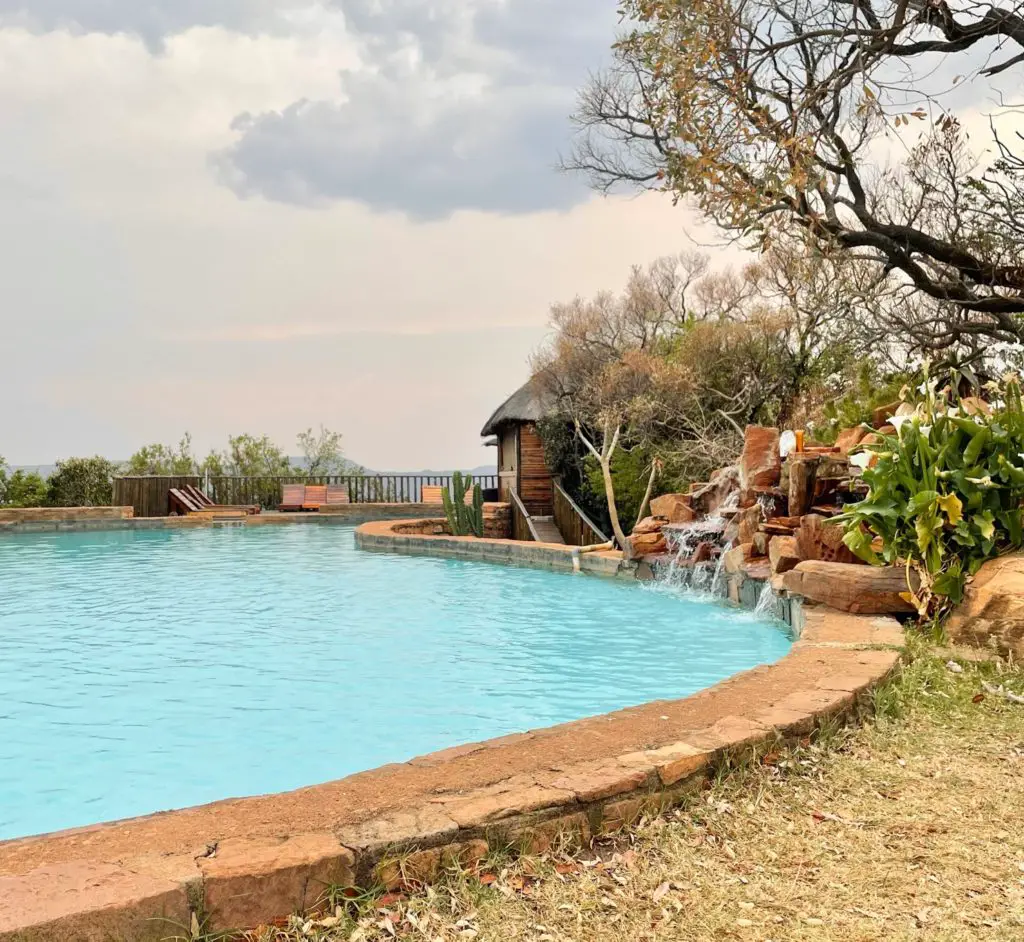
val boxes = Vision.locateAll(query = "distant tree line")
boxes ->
[0,426,351,508]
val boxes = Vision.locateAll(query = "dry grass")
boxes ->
[245,647,1024,942]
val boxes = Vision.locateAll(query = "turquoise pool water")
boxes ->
[0,526,790,841]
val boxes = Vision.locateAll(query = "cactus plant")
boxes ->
[442,471,484,537]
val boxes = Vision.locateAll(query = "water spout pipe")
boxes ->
[571,541,616,573]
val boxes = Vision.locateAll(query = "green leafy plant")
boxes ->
[47,457,118,507]
[442,471,484,537]
[836,373,1024,618]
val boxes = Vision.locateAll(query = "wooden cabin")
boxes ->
[481,380,556,516]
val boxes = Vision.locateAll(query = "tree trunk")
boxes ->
[600,454,633,557]
[634,459,659,529]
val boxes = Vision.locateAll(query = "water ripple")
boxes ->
[0,527,790,839]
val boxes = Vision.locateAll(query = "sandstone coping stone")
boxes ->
[355,520,626,577]
[201,833,354,929]
[0,859,194,941]
[336,807,460,856]
[795,608,906,649]
[431,778,577,830]
[548,762,654,802]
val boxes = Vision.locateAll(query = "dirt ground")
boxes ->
[242,646,1024,942]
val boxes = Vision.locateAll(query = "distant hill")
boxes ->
[12,462,497,478]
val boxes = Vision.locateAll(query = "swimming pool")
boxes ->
[0,525,791,841]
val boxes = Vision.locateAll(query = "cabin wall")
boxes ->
[518,423,554,516]
[497,427,518,501]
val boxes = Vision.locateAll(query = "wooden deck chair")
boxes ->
[325,484,349,506]
[303,484,328,510]
[279,483,306,512]
[422,484,476,506]
[183,484,261,515]
[421,485,444,504]
[168,488,204,515]
[183,484,215,507]
[168,488,246,519]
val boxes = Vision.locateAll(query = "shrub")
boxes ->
[837,375,1024,617]
[2,470,49,507]
[584,446,689,529]
[125,435,198,475]
[47,457,118,507]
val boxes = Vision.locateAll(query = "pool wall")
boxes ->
[0,504,445,535]
[0,521,905,940]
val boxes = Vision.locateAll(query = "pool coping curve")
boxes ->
[0,520,905,940]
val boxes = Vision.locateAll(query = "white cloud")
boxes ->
[0,21,716,469]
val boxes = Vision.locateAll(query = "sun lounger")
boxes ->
[279,483,306,512]
[303,484,328,510]
[168,488,248,519]
[183,484,260,515]
[325,484,349,505]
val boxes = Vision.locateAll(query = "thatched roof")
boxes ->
[480,379,557,437]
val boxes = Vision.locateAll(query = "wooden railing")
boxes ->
[206,474,499,510]
[553,480,609,547]
[509,487,540,542]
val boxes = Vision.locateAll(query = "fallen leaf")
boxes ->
[652,881,671,902]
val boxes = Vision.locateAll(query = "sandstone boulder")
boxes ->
[872,400,900,427]
[631,531,667,556]
[736,504,764,546]
[947,554,1024,660]
[781,561,916,614]
[796,514,860,565]
[960,396,992,417]
[768,535,801,574]
[649,493,696,524]
[632,516,664,535]
[692,541,716,564]
[740,426,781,492]
[834,426,868,457]
[788,455,819,517]
[753,531,772,556]
[723,542,756,575]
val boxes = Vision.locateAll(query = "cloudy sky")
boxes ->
[0,0,706,470]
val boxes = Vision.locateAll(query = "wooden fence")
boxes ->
[553,480,609,547]
[112,476,200,518]
[207,474,500,511]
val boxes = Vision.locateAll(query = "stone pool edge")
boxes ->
[0,526,906,941]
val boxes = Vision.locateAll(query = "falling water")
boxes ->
[753,580,776,617]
